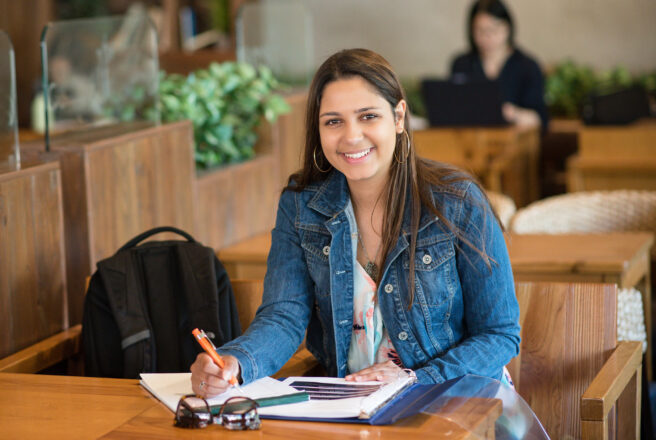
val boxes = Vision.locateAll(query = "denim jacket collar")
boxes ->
[307,170,440,234]
[307,171,351,219]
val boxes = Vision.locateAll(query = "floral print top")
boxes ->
[347,261,402,374]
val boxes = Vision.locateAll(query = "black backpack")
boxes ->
[82,226,241,378]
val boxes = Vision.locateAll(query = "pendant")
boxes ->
[364,261,379,282]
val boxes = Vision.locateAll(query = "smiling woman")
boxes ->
[190,48,520,398]
[318,76,404,190]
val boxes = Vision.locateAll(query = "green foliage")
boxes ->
[208,0,231,34]
[545,60,656,118]
[159,62,290,169]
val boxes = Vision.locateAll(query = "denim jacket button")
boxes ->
[384,283,393,293]
[422,254,432,265]
[322,245,330,256]
[398,331,408,341]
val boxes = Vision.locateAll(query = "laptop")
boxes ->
[421,79,508,127]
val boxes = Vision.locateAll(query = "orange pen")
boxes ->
[192,328,240,388]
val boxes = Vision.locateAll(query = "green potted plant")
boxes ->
[545,60,656,119]
[158,61,290,169]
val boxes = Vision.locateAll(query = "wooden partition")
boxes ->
[0,162,67,359]
[21,121,197,325]
[567,119,656,191]
[413,126,539,207]
[195,153,279,250]
[273,91,307,187]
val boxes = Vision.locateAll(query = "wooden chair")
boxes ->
[509,190,655,379]
[412,128,524,203]
[507,282,642,439]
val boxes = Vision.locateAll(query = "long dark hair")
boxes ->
[287,48,493,306]
[467,0,515,54]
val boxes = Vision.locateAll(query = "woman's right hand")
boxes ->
[190,353,241,398]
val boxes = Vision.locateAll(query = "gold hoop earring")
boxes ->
[394,130,411,164]
[313,148,330,173]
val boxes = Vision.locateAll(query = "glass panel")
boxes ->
[40,7,160,149]
[236,0,313,87]
[423,375,549,440]
[0,30,20,170]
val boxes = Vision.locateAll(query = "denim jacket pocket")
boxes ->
[300,230,332,296]
[405,236,457,307]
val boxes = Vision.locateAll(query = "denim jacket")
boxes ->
[218,171,520,384]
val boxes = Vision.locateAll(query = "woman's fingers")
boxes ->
[190,353,239,398]
[345,361,401,383]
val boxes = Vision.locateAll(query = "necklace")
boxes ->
[357,231,381,282]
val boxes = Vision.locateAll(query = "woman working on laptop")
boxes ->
[451,0,548,129]
[190,48,520,397]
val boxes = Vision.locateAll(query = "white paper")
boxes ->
[139,373,299,412]
[139,373,413,419]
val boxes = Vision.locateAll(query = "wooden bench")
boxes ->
[0,325,82,374]
[0,279,317,378]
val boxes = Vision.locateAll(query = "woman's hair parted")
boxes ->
[286,48,495,308]
[467,0,515,53]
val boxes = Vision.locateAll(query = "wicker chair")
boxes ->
[509,190,656,256]
[509,190,656,351]
[486,190,517,230]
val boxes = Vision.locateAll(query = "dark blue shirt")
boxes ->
[450,48,549,130]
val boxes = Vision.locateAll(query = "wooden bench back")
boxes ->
[507,282,617,439]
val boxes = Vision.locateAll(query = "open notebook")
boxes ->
[139,373,436,424]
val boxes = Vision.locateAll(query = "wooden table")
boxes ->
[506,232,654,380]
[0,373,501,439]
[566,118,656,192]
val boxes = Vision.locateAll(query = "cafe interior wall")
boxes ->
[303,0,656,77]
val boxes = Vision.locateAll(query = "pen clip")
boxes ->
[205,331,218,350]
[195,328,218,351]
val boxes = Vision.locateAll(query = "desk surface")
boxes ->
[219,231,654,274]
[505,232,654,275]
[0,373,501,439]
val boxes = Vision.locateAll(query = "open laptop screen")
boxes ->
[421,79,508,127]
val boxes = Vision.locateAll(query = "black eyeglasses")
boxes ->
[174,395,261,430]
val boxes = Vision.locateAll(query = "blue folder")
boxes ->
[261,376,462,425]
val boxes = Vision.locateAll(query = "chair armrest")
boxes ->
[0,324,82,374]
[581,340,642,420]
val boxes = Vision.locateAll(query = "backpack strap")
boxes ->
[97,250,155,377]
[119,226,196,251]
[175,244,223,342]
